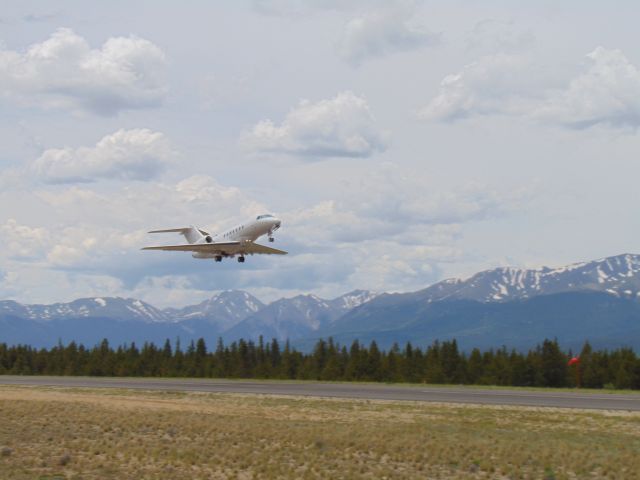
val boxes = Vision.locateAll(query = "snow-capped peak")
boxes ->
[165,290,265,331]
[0,297,169,323]
[421,253,640,303]
[332,290,379,310]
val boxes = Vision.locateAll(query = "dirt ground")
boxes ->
[0,385,639,479]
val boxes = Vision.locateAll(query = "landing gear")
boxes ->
[214,255,222,262]
[268,236,274,243]
[237,256,245,263]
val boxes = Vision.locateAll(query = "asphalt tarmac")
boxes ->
[1,376,639,410]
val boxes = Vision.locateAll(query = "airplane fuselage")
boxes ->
[190,214,282,261]
[215,214,281,243]
[143,214,285,263]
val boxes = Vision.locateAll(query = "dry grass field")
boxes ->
[0,386,639,479]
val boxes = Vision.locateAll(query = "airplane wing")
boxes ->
[242,243,288,255]
[142,242,240,252]
[142,241,287,256]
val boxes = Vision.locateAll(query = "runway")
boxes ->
[1,376,639,411]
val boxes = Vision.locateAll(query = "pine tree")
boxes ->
[194,338,207,377]
[366,341,382,381]
[540,339,568,387]
[270,338,281,375]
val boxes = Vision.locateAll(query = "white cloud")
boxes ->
[0,219,49,260]
[128,275,215,309]
[421,46,640,130]
[18,174,267,274]
[340,165,519,225]
[175,175,247,204]
[35,175,265,232]
[339,6,439,65]
[0,28,167,115]
[46,244,88,267]
[0,174,264,306]
[0,161,531,306]
[32,128,174,183]
[0,266,125,305]
[271,165,533,296]
[418,53,534,122]
[244,91,389,159]
[283,163,531,249]
[0,168,538,311]
[346,240,460,293]
[535,47,640,129]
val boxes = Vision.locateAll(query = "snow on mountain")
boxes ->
[0,300,29,319]
[0,297,170,323]
[224,295,330,341]
[330,290,379,311]
[165,291,265,331]
[223,292,371,342]
[0,291,375,338]
[2,254,640,348]
[418,253,640,303]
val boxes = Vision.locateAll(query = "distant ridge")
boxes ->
[415,253,640,303]
[1,254,640,351]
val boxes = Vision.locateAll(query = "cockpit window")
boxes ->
[256,214,274,220]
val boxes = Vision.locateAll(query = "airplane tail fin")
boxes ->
[148,226,209,244]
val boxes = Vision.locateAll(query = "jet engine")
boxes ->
[192,252,214,259]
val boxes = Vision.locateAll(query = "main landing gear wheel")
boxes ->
[215,255,222,262]
[237,256,245,263]
[268,237,274,243]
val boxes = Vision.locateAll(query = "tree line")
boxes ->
[0,337,638,389]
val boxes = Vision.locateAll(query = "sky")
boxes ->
[1,0,639,307]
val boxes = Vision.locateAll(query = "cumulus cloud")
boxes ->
[421,46,640,130]
[339,6,439,65]
[270,165,534,295]
[346,240,458,292]
[244,91,389,159]
[22,174,267,273]
[535,47,640,129]
[35,175,265,232]
[32,128,174,183]
[418,54,534,122]
[0,28,167,115]
[282,163,531,253]
[0,175,263,304]
[340,165,519,225]
[0,166,534,306]
[46,244,89,267]
[0,219,49,260]
[0,266,126,305]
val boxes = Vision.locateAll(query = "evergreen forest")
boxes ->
[1,337,638,389]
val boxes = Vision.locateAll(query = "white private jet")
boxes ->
[142,214,286,263]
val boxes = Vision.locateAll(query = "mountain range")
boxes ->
[2,254,640,351]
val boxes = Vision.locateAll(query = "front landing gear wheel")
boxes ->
[215,255,222,262]
[268,237,274,243]
[237,256,245,263]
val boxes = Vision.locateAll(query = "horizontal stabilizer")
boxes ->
[149,228,187,234]
[149,227,210,236]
